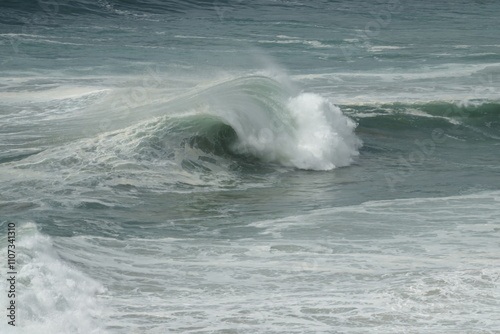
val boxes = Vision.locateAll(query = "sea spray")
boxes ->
[223,91,362,170]
[196,76,362,170]
[285,93,361,170]
[0,223,107,334]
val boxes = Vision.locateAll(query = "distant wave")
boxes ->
[0,0,248,20]
[340,100,500,142]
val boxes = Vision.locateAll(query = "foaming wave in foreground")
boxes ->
[0,223,107,334]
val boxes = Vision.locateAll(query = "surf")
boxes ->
[175,75,362,170]
[2,75,362,174]
[344,100,500,141]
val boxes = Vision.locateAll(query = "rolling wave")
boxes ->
[1,75,362,171]
[181,76,362,170]
[345,100,500,141]
[0,75,362,210]
[2,73,497,206]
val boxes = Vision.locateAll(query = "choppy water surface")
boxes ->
[1,1,499,333]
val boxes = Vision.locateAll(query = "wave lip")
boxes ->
[229,92,361,170]
[0,75,362,199]
[196,76,362,171]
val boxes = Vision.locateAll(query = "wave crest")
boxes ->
[174,75,362,170]
[227,91,361,170]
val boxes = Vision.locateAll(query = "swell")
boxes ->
[0,0,249,22]
[347,101,500,141]
[0,75,361,215]
[1,75,361,170]
[160,76,361,170]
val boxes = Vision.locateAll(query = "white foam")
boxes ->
[402,108,461,125]
[257,38,332,48]
[369,45,406,52]
[286,93,362,169]
[0,223,107,334]
[292,63,500,104]
[46,189,500,333]
[0,83,110,103]
[229,92,362,170]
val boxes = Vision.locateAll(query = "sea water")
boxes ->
[1,1,499,333]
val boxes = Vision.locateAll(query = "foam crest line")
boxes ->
[138,75,362,170]
[163,75,362,170]
[2,75,362,171]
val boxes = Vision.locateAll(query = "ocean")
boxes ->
[1,0,499,333]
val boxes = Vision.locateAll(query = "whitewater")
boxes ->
[1,1,500,333]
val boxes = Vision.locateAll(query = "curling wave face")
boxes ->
[2,75,361,180]
[0,75,362,211]
[186,76,362,170]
